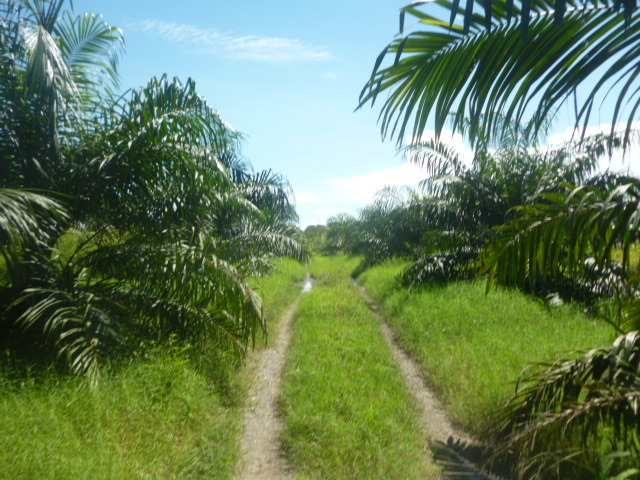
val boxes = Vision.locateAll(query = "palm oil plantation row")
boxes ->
[1,0,640,479]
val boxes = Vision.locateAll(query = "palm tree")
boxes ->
[360,2,640,476]
[0,0,308,378]
[332,125,606,287]
[0,0,124,188]
[482,174,640,301]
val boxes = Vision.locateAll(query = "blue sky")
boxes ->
[78,1,637,228]
[77,0,422,227]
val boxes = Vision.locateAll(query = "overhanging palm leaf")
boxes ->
[360,0,640,146]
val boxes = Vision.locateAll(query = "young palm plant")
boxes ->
[0,1,307,378]
[489,331,640,479]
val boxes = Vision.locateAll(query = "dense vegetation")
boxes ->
[0,259,308,480]
[0,0,307,378]
[346,0,640,477]
[4,0,640,478]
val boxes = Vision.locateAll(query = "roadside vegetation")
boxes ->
[359,262,613,436]
[0,1,308,478]
[0,348,241,480]
[0,0,307,380]
[280,255,439,480]
[346,0,640,477]
[0,258,307,480]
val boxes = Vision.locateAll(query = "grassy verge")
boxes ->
[358,260,615,438]
[251,258,309,346]
[0,258,307,480]
[0,347,240,480]
[280,255,439,479]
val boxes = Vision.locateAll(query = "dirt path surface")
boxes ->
[356,286,468,443]
[235,298,300,480]
[356,285,504,480]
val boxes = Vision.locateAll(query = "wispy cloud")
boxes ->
[295,163,428,228]
[129,19,334,64]
[324,164,426,201]
[323,71,344,80]
[297,163,426,208]
[548,123,640,175]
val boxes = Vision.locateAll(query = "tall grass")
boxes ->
[358,260,614,438]
[251,258,309,344]
[0,347,240,480]
[0,258,307,480]
[280,255,439,479]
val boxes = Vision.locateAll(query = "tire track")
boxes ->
[235,296,301,480]
[356,284,507,480]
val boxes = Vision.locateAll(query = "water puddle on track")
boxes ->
[301,277,313,293]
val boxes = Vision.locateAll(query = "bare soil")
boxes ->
[235,298,300,480]
[356,285,469,443]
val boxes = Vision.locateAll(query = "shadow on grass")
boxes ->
[431,437,512,480]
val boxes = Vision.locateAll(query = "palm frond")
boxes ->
[0,188,67,249]
[12,285,120,378]
[57,11,124,90]
[490,331,640,478]
[360,0,640,146]
[404,138,466,178]
[482,176,640,294]
[400,248,479,287]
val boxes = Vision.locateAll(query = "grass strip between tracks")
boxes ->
[280,255,439,479]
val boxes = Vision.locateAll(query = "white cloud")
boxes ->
[296,162,426,214]
[295,163,427,228]
[322,71,344,80]
[129,20,334,64]
[325,163,426,204]
[548,123,640,175]
[295,131,473,226]
[407,128,476,168]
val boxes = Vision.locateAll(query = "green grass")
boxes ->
[0,258,307,480]
[612,242,640,272]
[0,348,240,480]
[358,260,615,438]
[251,258,309,345]
[280,255,439,479]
